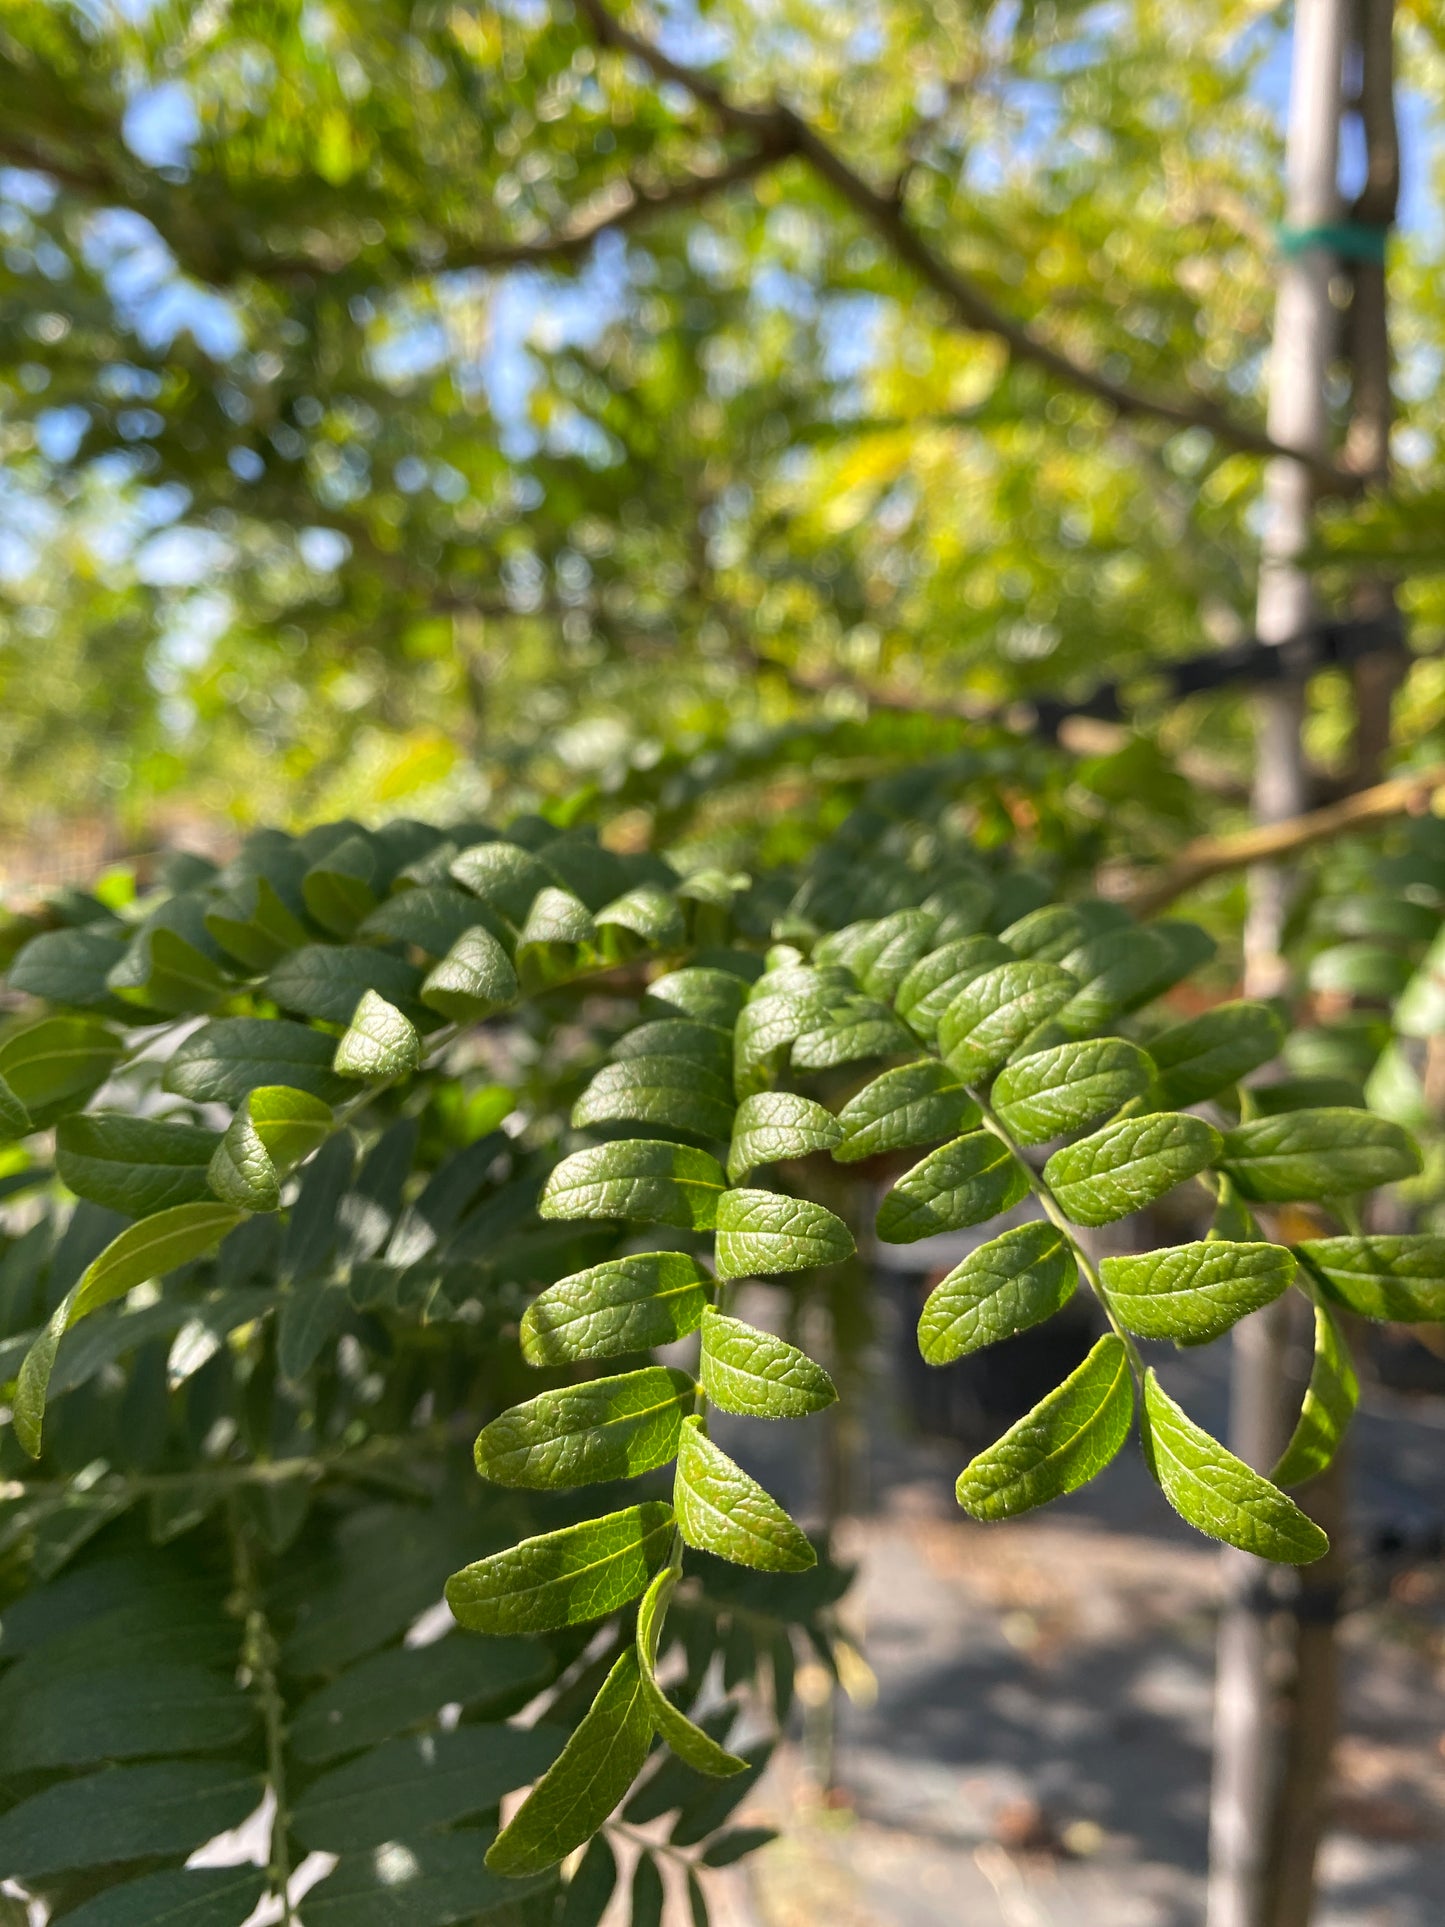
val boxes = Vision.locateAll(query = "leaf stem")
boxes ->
[228,1501,295,1926]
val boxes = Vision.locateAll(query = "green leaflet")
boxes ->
[14,1201,244,1457]
[305,1834,547,1926]
[516,885,597,983]
[486,1648,655,1877]
[875,1130,1028,1244]
[955,1334,1134,1520]
[852,909,940,1001]
[636,1569,748,1775]
[55,1113,221,1217]
[790,994,916,1070]
[558,1835,618,1927]
[895,935,1014,1043]
[291,1722,564,1851]
[164,1017,351,1106]
[632,1853,666,1927]
[615,1018,734,1081]
[0,1071,30,1143]
[1100,1241,1296,1345]
[1140,1371,1328,1563]
[1055,925,1177,1035]
[727,1091,844,1182]
[290,1637,552,1766]
[1147,1000,1285,1107]
[645,966,750,1029]
[521,1253,714,1364]
[917,1221,1077,1363]
[540,1140,727,1230]
[107,902,231,1016]
[7,927,133,1015]
[445,1504,676,1634]
[595,884,686,955]
[56,1867,268,1927]
[1220,1108,1421,1201]
[938,960,1078,1080]
[471,1365,696,1489]
[334,990,423,1080]
[419,924,520,1023]
[1273,1299,1358,1487]
[674,1416,816,1571]
[206,1085,333,1212]
[832,1059,979,1162]
[990,1037,1154,1147]
[303,832,382,936]
[1043,1113,1222,1227]
[205,873,311,971]
[0,1761,260,1879]
[999,901,1124,963]
[0,1660,255,1771]
[573,1056,736,1140]
[697,1307,837,1418]
[266,943,423,1028]
[712,1187,854,1282]
[0,1015,124,1128]
[358,883,509,957]
[1297,1234,1445,1321]
[732,992,822,1098]
[451,839,555,921]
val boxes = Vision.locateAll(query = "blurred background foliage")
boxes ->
[0,0,1443,863]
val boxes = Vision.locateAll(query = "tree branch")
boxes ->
[574,0,1359,492]
[1118,762,1445,913]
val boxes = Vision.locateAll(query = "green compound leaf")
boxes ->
[164,1017,351,1106]
[938,961,1078,1081]
[895,935,1014,1042]
[445,1503,675,1634]
[486,1648,655,1878]
[0,1071,31,1143]
[697,1308,837,1418]
[1273,1299,1358,1487]
[1100,1241,1296,1345]
[1147,1000,1285,1108]
[1220,1108,1421,1201]
[471,1366,696,1489]
[1043,1113,1222,1227]
[14,1200,244,1457]
[636,1568,748,1775]
[266,943,423,1027]
[832,1059,980,1162]
[55,1113,221,1217]
[521,1253,714,1365]
[333,990,423,1081]
[207,1085,333,1211]
[918,1221,1078,1363]
[674,1416,817,1572]
[713,1188,854,1282]
[0,1016,124,1129]
[540,1140,727,1230]
[420,925,520,1023]
[1140,1371,1328,1563]
[875,1130,1028,1244]
[572,1057,736,1140]
[1297,1234,1445,1321]
[955,1334,1134,1520]
[645,966,750,1029]
[727,1091,842,1182]
[990,1037,1154,1148]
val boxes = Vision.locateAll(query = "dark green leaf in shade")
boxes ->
[106,901,231,1015]
[990,1037,1154,1147]
[1273,1299,1358,1487]
[450,839,554,920]
[614,1018,735,1081]
[304,1833,547,1926]
[1147,1000,1285,1107]
[205,871,311,972]
[894,935,1014,1042]
[1043,1113,1222,1226]
[164,1017,350,1105]
[303,832,382,936]
[573,1056,736,1139]
[50,1867,268,1927]
[485,1648,655,1876]
[674,1417,817,1571]
[445,1504,676,1635]
[472,1366,696,1488]
[703,1829,778,1869]
[631,1852,666,1927]
[266,943,423,1026]
[0,1662,254,1771]
[520,1253,714,1364]
[1220,1109,1420,1201]
[917,1221,1077,1363]
[832,1058,980,1162]
[1297,1234,1445,1321]
[540,1140,727,1230]
[359,883,509,957]
[697,1308,837,1417]
[0,1761,259,1877]
[1139,1370,1328,1562]
[560,1836,619,1927]
[333,989,423,1080]
[636,1569,748,1773]
[875,1131,1029,1244]
[727,1091,843,1181]
[0,1070,32,1142]
[1100,1241,1295,1345]
[713,1188,854,1281]
[0,1016,123,1128]
[954,1335,1134,1520]
[420,925,520,1023]
[290,1636,553,1765]
[938,961,1078,1080]
[6,927,132,1014]
[55,1113,220,1216]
